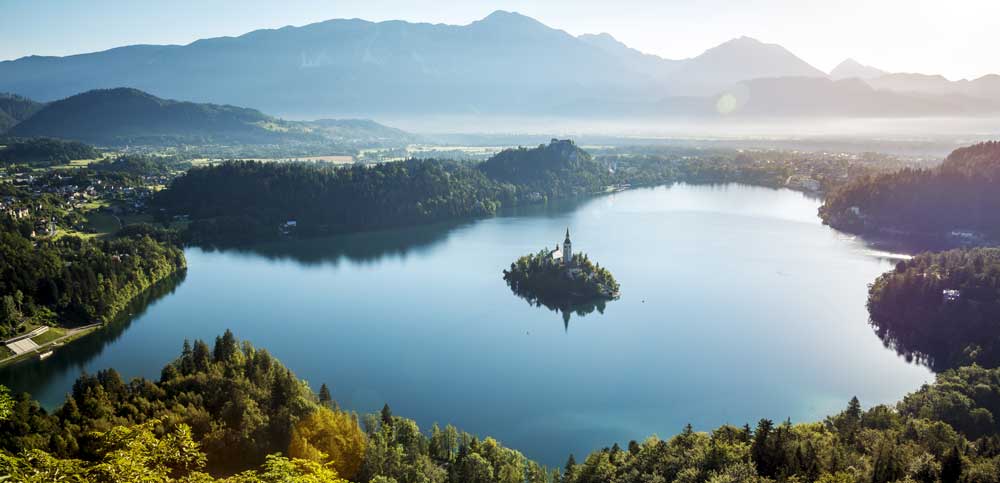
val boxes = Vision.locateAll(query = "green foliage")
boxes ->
[867,247,1000,370]
[0,216,185,335]
[481,139,612,197]
[503,249,620,306]
[0,137,100,167]
[156,140,616,245]
[0,92,44,132]
[288,406,366,479]
[156,158,504,244]
[821,141,1000,237]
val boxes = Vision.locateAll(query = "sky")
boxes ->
[2,0,998,80]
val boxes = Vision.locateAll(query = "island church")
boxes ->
[550,228,574,266]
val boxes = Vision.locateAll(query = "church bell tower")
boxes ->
[563,228,572,266]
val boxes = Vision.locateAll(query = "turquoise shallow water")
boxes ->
[0,183,932,466]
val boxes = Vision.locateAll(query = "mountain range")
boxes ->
[1,11,998,119]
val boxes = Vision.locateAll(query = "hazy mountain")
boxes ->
[715,77,1000,117]
[1,12,996,119]
[577,32,681,79]
[867,73,1000,104]
[830,58,886,80]
[664,37,827,95]
[0,11,651,117]
[5,88,412,147]
[868,73,964,96]
[0,93,44,132]
[309,119,421,145]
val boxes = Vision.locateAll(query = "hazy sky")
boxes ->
[2,0,997,80]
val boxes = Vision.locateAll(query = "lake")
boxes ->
[0,183,932,466]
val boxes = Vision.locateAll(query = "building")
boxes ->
[563,228,573,266]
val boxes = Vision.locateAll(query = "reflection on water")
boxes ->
[0,184,934,467]
[506,283,610,329]
[0,271,187,401]
[218,219,473,266]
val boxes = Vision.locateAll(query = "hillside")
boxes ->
[0,93,43,132]
[3,88,414,148]
[868,248,1000,371]
[480,139,611,195]
[6,88,315,146]
[820,141,1000,239]
[0,137,100,166]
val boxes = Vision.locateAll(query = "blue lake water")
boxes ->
[0,183,932,466]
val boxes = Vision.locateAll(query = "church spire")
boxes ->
[565,228,571,243]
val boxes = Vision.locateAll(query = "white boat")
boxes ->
[39,350,53,360]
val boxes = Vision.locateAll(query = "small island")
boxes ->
[503,229,620,312]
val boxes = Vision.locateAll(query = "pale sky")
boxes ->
[2,0,998,80]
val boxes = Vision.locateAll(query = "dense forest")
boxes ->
[3,332,1000,482]
[0,216,185,337]
[0,331,549,482]
[820,142,1000,240]
[155,140,613,244]
[867,248,1000,371]
[481,139,613,199]
[0,137,100,167]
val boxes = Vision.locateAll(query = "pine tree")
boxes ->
[318,384,332,407]
[381,403,393,427]
[192,340,211,373]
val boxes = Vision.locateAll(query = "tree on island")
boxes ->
[503,234,619,327]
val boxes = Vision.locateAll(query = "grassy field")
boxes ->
[51,157,106,170]
[0,346,12,358]
[86,211,121,235]
[31,327,66,346]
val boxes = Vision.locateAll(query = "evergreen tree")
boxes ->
[941,445,963,483]
[318,383,332,407]
[381,403,393,427]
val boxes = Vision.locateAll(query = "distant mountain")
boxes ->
[5,88,412,147]
[0,93,43,132]
[6,88,306,145]
[715,77,1000,117]
[664,37,827,95]
[577,33,681,80]
[830,58,886,80]
[309,119,420,145]
[1,12,996,119]
[866,73,1000,102]
[0,12,831,117]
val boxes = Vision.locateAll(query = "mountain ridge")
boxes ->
[2,11,999,119]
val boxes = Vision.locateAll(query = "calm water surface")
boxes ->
[0,184,932,466]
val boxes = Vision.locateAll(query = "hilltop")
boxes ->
[2,88,413,148]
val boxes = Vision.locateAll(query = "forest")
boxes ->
[155,140,613,245]
[0,137,100,167]
[0,216,185,337]
[867,247,1000,372]
[2,331,1000,482]
[820,141,1000,239]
